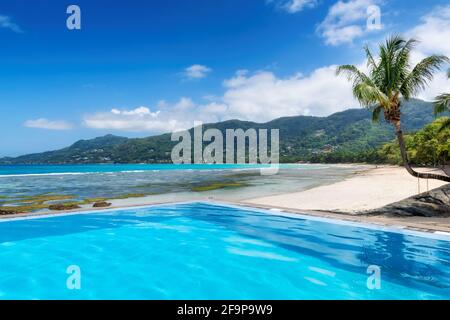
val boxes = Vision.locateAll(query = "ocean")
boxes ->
[0,164,368,212]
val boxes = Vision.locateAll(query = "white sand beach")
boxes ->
[3,164,450,234]
[3,164,449,233]
[245,166,448,213]
[78,165,448,219]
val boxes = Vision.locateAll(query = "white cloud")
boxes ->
[184,64,212,79]
[222,67,356,121]
[408,5,450,58]
[0,15,22,33]
[83,63,360,133]
[268,0,318,13]
[81,5,450,133]
[418,71,450,101]
[317,0,383,45]
[173,97,196,110]
[24,119,73,130]
[83,101,228,133]
[84,106,170,132]
[407,5,450,100]
[110,106,159,116]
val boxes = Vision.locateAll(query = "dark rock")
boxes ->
[48,203,81,211]
[0,210,15,215]
[366,184,450,217]
[93,201,111,208]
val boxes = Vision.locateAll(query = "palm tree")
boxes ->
[434,69,450,132]
[337,35,450,182]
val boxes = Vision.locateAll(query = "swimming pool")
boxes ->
[0,202,449,299]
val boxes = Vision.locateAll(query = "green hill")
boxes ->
[0,99,439,164]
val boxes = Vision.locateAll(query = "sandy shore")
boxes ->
[245,166,448,213]
[2,165,450,234]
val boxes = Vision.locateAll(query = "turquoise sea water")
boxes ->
[0,202,449,299]
[0,164,366,208]
[0,164,266,176]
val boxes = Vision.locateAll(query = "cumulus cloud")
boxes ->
[407,5,450,100]
[81,5,450,134]
[268,0,318,13]
[84,66,357,133]
[222,67,356,121]
[0,15,22,33]
[83,101,228,133]
[84,106,174,132]
[408,5,450,58]
[317,0,383,46]
[24,118,73,130]
[184,64,212,79]
[418,71,450,101]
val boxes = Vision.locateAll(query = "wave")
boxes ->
[0,172,93,178]
[0,164,305,177]
[0,170,152,178]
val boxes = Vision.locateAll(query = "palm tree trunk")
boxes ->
[394,121,450,182]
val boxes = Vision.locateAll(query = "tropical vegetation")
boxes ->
[434,69,450,132]
[337,35,450,182]
[377,117,450,166]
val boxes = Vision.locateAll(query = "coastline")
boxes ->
[1,164,450,235]
[245,165,448,213]
[0,163,369,214]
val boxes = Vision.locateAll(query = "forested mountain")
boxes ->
[0,99,439,164]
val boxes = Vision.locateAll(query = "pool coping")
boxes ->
[219,201,450,241]
[1,200,450,241]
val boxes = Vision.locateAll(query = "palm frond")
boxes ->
[335,65,370,83]
[434,93,450,115]
[400,55,449,98]
[364,45,383,87]
[371,105,383,122]
[364,45,378,71]
[380,35,407,94]
[337,35,447,121]
[353,82,389,108]
[336,65,389,108]
[392,39,417,94]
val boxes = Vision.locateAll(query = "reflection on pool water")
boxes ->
[0,202,449,299]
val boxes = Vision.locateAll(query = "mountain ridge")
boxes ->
[0,99,438,164]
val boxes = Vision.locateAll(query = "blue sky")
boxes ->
[1,0,449,156]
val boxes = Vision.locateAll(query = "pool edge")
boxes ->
[1,200,450,241]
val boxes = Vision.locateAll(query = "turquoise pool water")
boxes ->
[0,202,449,299]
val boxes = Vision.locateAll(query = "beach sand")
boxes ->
[3,165,450,234]
[239,165,450,234]
[244,166,448,213]
[83,165,450,235]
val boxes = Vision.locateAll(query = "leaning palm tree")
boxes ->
[434,69,450,132]
[337,35,450,182]
[433,69,450,175]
